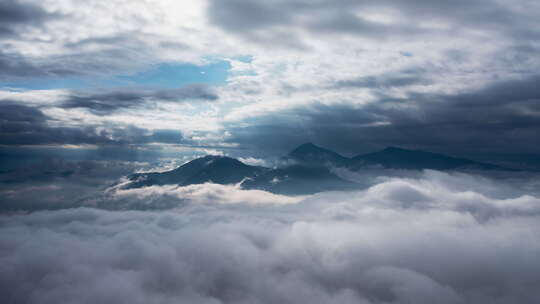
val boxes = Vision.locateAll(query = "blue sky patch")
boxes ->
[117,61,231,88]
[2,60,231,90]
[234,55,253,63]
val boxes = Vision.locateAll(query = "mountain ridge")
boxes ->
[126,155,268,189]
[290,143,514,171]
[124,144,517,194]
[285,142,349,167]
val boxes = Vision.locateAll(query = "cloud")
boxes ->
[0,102,111,146]
[1,170,540,303]
[0,102,47,123]
[0,51,59,79]
[332,71,428,90]
[62,84,218,114]
[0,1,206,81]
[224,73,540,157]
[0,0,55,37]
[238,157,269,167]
[0,102,192,146]
[105,183,303,209]
[207,0,539,44]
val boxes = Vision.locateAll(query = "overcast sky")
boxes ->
[1,0,540,164]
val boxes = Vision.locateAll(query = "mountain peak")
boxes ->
[125,145,516,193]
[352,146,511,171]
[127,155,266,188]
[288,143,348,166]
[292,142,322,152]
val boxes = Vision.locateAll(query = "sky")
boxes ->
[1,0,540,167]
[2,2,540,303]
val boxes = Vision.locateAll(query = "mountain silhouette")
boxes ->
[288,143,514,171]
[286,142,349,167]
[350,146,511,171]
[126,155,267,189]
[126,154,357,194]
[124,144,516,194]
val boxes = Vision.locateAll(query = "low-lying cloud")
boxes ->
[97,182,303,210]
[1,169,540,303]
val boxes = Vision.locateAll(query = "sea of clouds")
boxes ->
[1,168,540,304]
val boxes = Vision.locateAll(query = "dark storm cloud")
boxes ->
[1,170,540,303]
[0,50,107,80]
[0,102,115,146]
[62,84,218,114]
[207,0,539,42]
[448,75,540,107]
[0,103,187,146]
[227,74,540,157]
[0,103,46,124]
[0,0,54,37]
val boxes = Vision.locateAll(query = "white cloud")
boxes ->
[238,157,268,167]
[1,170,540,303]
[110,183,304,206]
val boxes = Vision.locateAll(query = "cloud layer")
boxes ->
[1,170,540,303]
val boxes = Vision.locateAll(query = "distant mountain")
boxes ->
[241,165,358,195]
[285,142,349,167]
[124,144,516,194]
[285,143,513,171]
[350,147,512,171]
[125,154,358,195]
[126,155,267,189]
